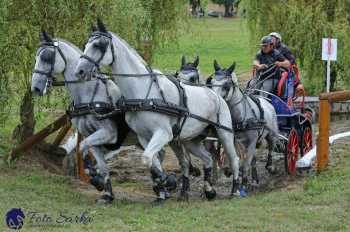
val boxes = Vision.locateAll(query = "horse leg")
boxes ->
[138,133,174,202]
[241,142,256,197]
[183,139,216,200]
[265,135,277,174]
[78,127,117,188]
[170,143,190,201]
[251,156,259,187]
[215,105,240,197]
[89,146,114,204]
[184,145,201,177]
[79,127,117,159]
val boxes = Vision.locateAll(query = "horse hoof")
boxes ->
[90,176,105,192]
[96,194,114,205]
[189,166,201,177]
[165,173,177,191]
[204,189,216,201]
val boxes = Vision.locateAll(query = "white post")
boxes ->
[326,59,331,93]
[326,38,331,93]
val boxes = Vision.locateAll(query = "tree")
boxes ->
[0,0,187,147]
[243,0,350,94]
[212,0,235,17]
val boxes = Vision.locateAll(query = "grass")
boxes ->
[153,17,252,76]
[1,142,349,232]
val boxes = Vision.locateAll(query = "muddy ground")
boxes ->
[72,119,349,203]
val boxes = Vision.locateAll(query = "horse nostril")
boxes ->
[78,69,84,75]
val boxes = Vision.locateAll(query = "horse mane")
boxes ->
[109,32,148,66]
[55,38,83,55]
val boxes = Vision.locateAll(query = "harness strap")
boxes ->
[95,98,233,133]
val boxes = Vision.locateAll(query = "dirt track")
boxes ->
[72,119,350,203]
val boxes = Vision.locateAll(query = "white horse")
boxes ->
[31,31,130,204]
[207,60,281,191]
[75,19,241,200]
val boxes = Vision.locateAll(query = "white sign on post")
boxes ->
[322,38,337,61]
[322,38,337,92]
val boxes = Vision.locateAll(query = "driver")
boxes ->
[269,32,296,65]
[253,35,290,71]
[269,32,305,98]
[252,36,290,96]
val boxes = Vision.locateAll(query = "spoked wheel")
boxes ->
[301,125,313,156]
[284,128,299,175]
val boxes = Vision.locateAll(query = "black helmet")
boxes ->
[260,36,273,46]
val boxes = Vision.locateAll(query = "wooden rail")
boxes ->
[317,90,350,172]
[8,114,69,161]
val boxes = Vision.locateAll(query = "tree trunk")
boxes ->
[224,3,233,17]
[12,88,35,144]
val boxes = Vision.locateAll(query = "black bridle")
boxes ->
[178,66,200,83]
[80,31,115,70]
[33,41,68,87]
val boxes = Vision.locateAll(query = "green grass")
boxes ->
[153,18,252,76]
[1,143,349,232]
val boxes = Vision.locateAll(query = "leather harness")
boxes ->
[74,31,234,136]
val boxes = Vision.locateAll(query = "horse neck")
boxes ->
[228,84,246,122]
[110,35,157,99]
[58,41,105,104]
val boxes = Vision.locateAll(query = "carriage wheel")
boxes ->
[301,125,313,156]
[285,128,299,175]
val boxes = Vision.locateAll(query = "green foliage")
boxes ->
[0,0,187,132]
[243,0,350,94]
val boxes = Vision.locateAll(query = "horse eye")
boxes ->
[223,82,231,90]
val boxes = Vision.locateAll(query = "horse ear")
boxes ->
[227,62,236,74]
[40,30,52,42]
[91,24,97,32]
[214,60,221,71]
[39,31,45,42]
[97,17,107,33]
[193,56,199,67]
[181,55,186,68]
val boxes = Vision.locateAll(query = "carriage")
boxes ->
[267,67,314,175]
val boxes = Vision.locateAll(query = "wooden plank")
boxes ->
[76,132,90,183]
[317,99,330,172]
[9,114,69,160]
[52,121,71,147]
[319,90,350,102]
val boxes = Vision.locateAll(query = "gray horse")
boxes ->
[207,60,280,190]
[75,19,241,200]
[31,31,130,204]
[177,56,205,85]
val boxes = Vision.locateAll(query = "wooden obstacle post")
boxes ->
[7,114,69,162]
[317,99,330,171]
[317,90,350,172]
[76,132,90,183]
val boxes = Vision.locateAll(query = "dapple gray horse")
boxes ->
[207,60,281,190]
[31,31,130,204]
[75,19,241,200]
[177,56,205,85]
